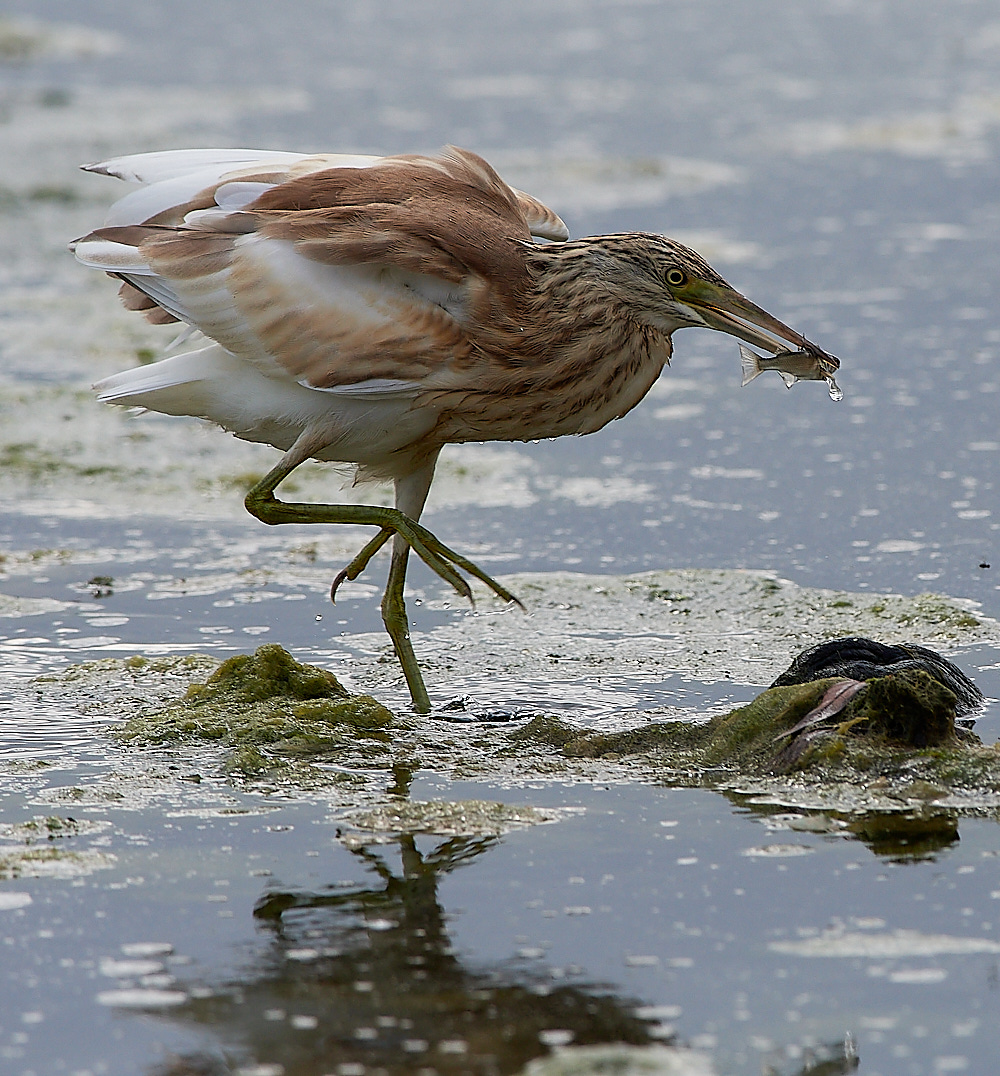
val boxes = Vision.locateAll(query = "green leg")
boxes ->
[244,451,520,713]
[381,539,430,713]
[245,470,520,607]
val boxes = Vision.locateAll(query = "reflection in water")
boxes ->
[147,832,660,1075]
[727,791,962,862]
[845,810,959,861]
[143,826,864,1076]
[762,1038,859,1076]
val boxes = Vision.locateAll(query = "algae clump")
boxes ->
[116,644,396,771]
[518,668,1000,796]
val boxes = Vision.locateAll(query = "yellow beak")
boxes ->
[683,283,840,369]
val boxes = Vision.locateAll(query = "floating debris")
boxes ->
[769,928,1000,959]
[96,988,188,1009]
[0,845,116,879]
[342,799,565,837]
[521,1043,716,1076]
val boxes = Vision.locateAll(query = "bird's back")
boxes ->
[75,146,676,471]
[74,146,569,392]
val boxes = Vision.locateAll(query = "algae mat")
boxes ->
[403,567,995,697]
[24,568,1000,817]
[33,566,999,717]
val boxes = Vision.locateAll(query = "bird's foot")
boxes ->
[330,529,392,601]
[329,516,522,612]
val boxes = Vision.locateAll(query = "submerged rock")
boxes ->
[516,646,999,794]
[771,636,984,718]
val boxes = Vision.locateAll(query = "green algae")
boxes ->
[0,844,116,879]
[183,644,350,707]
[41,652,218,685]
[512,671,1000,799]
[0,814,116,878]
[0,815,108,843]
[342,798,564,837]
[24,565,1000,816]
[116,644,396,773]
[0,18,44,61]
[41,638,1000,810]
[509,714,587,750]
[875,593,981,631]
[0,441,120,480]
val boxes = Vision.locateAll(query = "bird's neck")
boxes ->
[522,241,674,401]
[444,242,673,442]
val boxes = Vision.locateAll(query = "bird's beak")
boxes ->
[681,281,838,365]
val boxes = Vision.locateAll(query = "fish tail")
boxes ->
[739,344,762,387]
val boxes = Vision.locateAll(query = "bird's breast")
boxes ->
[426,328,670,445]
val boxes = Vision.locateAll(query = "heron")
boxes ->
[73,146,840,713]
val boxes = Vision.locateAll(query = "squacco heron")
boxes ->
[73,146,840,713]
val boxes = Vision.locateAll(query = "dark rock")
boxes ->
[771,637,983,718]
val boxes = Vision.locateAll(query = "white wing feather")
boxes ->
[94,344,433,465]
[84,148,311,185]
[90,150,383,228]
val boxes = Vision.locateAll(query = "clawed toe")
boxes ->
[329,567,350,603]
[328,517,520,612]
[330,528,392,603]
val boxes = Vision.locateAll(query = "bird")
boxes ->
[72,145,840,713]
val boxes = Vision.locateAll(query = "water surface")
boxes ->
[2,3,1000,1073]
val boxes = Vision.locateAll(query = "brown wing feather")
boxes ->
[135,231,236,279]
[257,206,468,283]
[248,147,536,303]
[227,248,474,386]
[88,147,556,385]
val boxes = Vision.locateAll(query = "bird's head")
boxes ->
[591,233,837,363]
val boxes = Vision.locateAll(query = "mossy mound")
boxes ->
[183,643,351,707]
[841,670,958,746]
[116,644,396,773]
[513,668,1000,794]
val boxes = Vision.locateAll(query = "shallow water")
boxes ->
[3,2,1000,1073]
[4,767,1000,1076]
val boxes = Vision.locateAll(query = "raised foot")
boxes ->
[327,516,522,612]
[245,482,522,714]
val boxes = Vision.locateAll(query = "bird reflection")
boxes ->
[146,831,659,1075]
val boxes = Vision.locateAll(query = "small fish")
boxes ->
[740,344,843,401]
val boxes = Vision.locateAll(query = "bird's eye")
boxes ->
[665,268,687,287]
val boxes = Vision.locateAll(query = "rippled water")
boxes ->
[3,2,1000,1074]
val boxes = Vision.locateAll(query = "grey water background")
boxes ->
[3,2,1000,1074]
